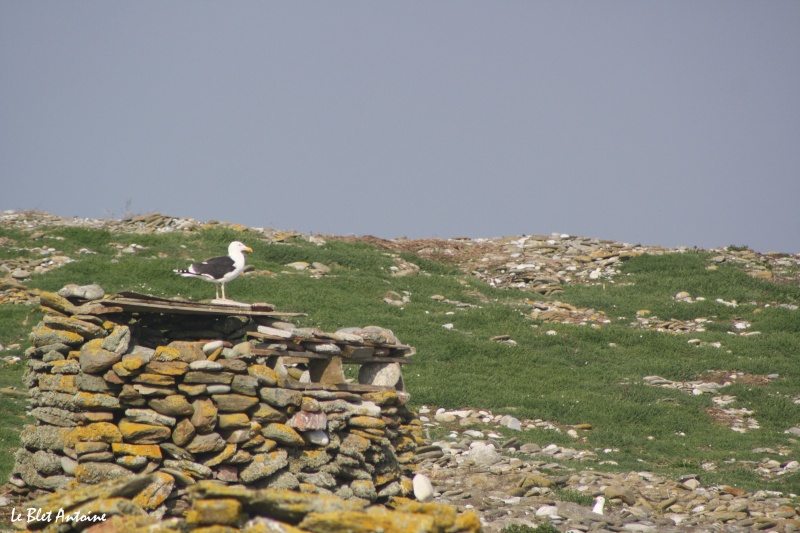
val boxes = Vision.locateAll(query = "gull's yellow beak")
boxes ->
[244,246,253,253]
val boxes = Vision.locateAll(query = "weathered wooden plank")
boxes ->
[252,348,412,366]
[248,329,414,352]
[103,292,304,318]
[281,381,399,393]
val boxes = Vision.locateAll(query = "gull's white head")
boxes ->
[229,241,253,255]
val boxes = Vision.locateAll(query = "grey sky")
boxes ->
[2,2,798,253]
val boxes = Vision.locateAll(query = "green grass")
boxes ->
[2,225,800,496]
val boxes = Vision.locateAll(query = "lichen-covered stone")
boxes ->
[247,364,279,386]
[259,387,302,408]
[120,384,146,406]
[185,497,244,527]
[31,450,63,476]
[168,341,206,363]
[38,373,78,394]
[102,325,131,354]
[185,432,226,454]
[38,291,78,315]
[172,418,197,446]
[43,314,107,340]
[125,408,177,427]
[251,402,286,424]
[30,407,77,427]
[66,422,123,447]
[148,394,194,416]
[133,372,177,386]
[184,370,235,384]
[191,398,218,434]
[115,455,148,469]
[132,471,175,510]
[75,462,134,484]
[351,479,378,501]
[75,441,110,455]
[218,413,251,431]
[119,419,172,444]
[231,374,259,396]
[14,449,71,490]
[239,450,289,483]
[203,444,238,467]
[75,372,113,392]
[133,384,175,396]
[218,358,249,373]
[178,383,208,396]
[349,415,387,430]
[261,424,305,447]
[341,434,371,454]
[80,338,122,373]
[152,345,181,362]
[243,487,367,523]
[363,389,401,406]
[112,356,148,377]
[213,393,259,412]
[74,411,115,424]
[163,459,213,479]
[145,360,190,376]
[73,391,121,410]
[31,324,84,347]
[111,443,163,460]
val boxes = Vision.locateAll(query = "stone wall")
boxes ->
[12,288,432,523]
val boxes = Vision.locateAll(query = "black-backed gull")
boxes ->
[174,241,252,300]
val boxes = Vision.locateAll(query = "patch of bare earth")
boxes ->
[324,235,505,267]
[697,370,773,387]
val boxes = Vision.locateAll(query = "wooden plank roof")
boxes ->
[101,292,305,318]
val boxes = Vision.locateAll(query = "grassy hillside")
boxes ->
[1,222,799,495]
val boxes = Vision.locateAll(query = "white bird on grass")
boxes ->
[174,241,252,300]
[592,495,606,515]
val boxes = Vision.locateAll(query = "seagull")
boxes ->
[174,241,252,300]
[592,495,606,515]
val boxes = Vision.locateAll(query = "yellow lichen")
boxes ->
[111,443,163,460]
[66,422,123,447]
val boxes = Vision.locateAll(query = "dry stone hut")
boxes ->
[11,287,479,531]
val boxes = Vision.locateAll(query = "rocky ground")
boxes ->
[412,406,800,532]
[2,210,800,531]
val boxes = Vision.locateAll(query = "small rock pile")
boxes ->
[528,300,611,328]
[467,234,653,295]
[12,287,428,522]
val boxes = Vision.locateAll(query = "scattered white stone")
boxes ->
[413,473,435,502]
[202,340,225,355]
[189,360,224,371]
[302,430,329,446]
[257,325,294,338]
[500,415,522,431]
[535,505,560,518]
[467,443,501,465]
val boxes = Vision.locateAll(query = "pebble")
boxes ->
[413,473,435,502]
